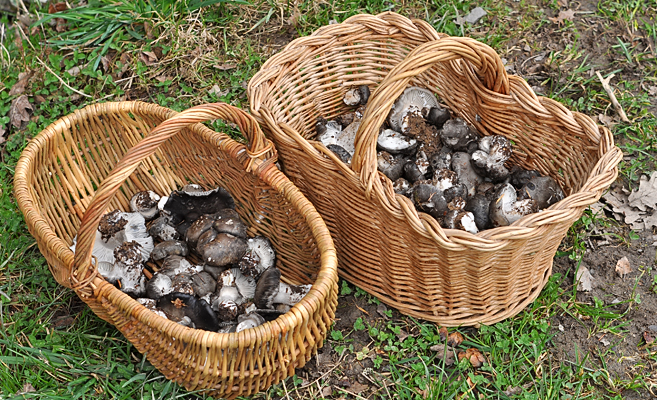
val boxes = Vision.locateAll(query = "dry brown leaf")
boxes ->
[458,348,485,368]
[439,326,448,341]
[322,385,333,397]
[649,86,657,96]
[429,344,455,366]
[597,114,614,127]
[644,331,655,344]
[447,331,464,347]
[576,265,593,292]
[349,381,369,394]
[17,382,35,395]
[9,95,33,129]
[615,256,631,278]
[8,71,33,96]
[139,51,158,66]
[215,63,237,71]
[628,172,657,212]
[549,9,575,24]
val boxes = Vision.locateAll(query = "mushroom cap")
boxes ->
[272,282,312,306]
[377,152,405,182]
[388,87,440,132]
[429,149,452,171]
[518,176,565,209]
[185,214,216,249]
[151,240,188,261]
[317,120,342,146]
[343,86,370,106]
[203,265,227,280]
[213,299,240,322]
[377,129,418,155]
[239,236,276,279]
[471,135,512,182]
[148,214,180,242]
[212,209,247,238]
[254,267,281,309]
[423,106,451,129]
[465,193,491,231]
[196,227,218,251]
[439,118,480,152]
[443,210,478,234]
[326,144,352,165]
[392,178,412,196]
[146,272,173,299]
[96,261,121,285]
[157,292,219,331]
[315,116,328,137]
[191,271,217,298]
[236,312,266,332]
[130,191,161,220]
[170,273,195,296]
[98,210,127,242]
[231,267,257,300]
[120,212,154,261]
[489,183,539,227]
[160,255,202,276]
[509,166,542,189]
[403,158,428,183]
[451,152,483,199]
[162,186,235,226]
[200,233,248,267]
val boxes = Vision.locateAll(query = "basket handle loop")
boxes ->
[70,103,275,296]
[350,37,510,199]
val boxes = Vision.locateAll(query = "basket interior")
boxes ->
[262,36,601,197]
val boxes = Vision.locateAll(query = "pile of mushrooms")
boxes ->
[316,86,565,233]
[71,184,311,333]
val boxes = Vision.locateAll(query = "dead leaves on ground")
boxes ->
[9,95,33,130]
[549,9,575,25]
[431,328,486,369]
[615,256,632,278]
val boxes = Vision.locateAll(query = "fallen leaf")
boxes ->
[9,95,33,129]
[17,382,35,395]
[8,71,33,96]
[549,9,575,24]
[396,330,408,342]
[599,336,611,346]
[644,331,655,344]
[602,188,656,230]
[208,84,229,97]
[447,331,463,347]
[376,302,388,318]
[504,382,534,396]
[429,344,455,366]
[66,65,82,77]
[576,265,593,292]
[139,51,158,66]
[649,86,657,96]
[214,63,237,70]
[615,256,631,278]
[628,172,657,212]
[322,385,333,397]
[456,7,487,26]
[597,114,614,127]
[349,381,369,394]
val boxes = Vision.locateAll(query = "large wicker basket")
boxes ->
[13,101,338,398]
[248,12,622,326]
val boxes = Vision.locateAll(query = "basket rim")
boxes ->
[13,100,338,350]
[247,12,623,250]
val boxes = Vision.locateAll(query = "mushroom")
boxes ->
[212,299,240,322]
[509,166,542,189]
[393,178,411,197]
[254,267,311,309]
[161,185,235,226]
[451,152,483,199]
[343,85,371,106]
[160,255,203,276]
[318,120,357,156]
[377,129,418,155]
[471,135,512,182]
[170,273,194,296]
[404,151,430,183]
[518,176,565,209]
[190,271,217,298]
[157,292,219,331]
[231,267,257,300]
[145,272,173,299]
[113,241,146,297]
[489,183,538,227]
[149,214,180,242]
[130,191,161,220]
[429,148,452,171]
[326,144,352,165]
[236,312,266,332]
[84,210,153,264]
[411,169,460,218]
[315,116,329,137]
[317,120,342,144]
[439,118,480,153]
[215,269,245,305]
[423,106,451,129]
[238,236,276,279]
[199,233,248,267]
[136,298,168,319]
[151,240,188,261]
[212,208,247,238]
[185,214,216,249]
[388,87,440,133]
[465,194,491,231]
[442,207,479,234]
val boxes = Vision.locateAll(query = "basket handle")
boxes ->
[70,103,276,296]
[350,37,510,198]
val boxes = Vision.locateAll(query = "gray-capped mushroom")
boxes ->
[200,233,248,267]
[149,214,180,242]
[489,183,538,227]
[388,87,440,133]
[151,240,188,261]
[327,144,352,165]
[130,191,161,220]
[146,272,173,299]
[439,118,480,153]
[113,241,146,297]
[509,166,542,189]
[170,273,194,296]
[254,267,281,309]
[190,271,217,298]
[471,135,512,182]
[231,267,257,300]
[423,106,451,129]
[236,312,266,332]
[343,85,370,106]
[377,129,418,155]
[213,299,240,322]
[161,185,235,226]
[318,120,357,156]
[212,208,247,238]
[411,169,459,218]
[518,176,565,209]
[451,152,483,199]
[239,236,276,279]
[465,194,491,231]
[185,214,216,249]
[157,292,219,331]
[442,209,479,234]
[393,178,412,196]
[136,298,168,319]
[429,148,452,171]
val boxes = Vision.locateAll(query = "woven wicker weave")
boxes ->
[14,101,338,398]
[248,12,622,326]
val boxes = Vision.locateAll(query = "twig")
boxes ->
[596,71,629,122]
[36,57,93,98]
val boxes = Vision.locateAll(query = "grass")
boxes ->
[1,0,656,398]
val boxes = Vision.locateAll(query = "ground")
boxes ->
[0,0,656,399]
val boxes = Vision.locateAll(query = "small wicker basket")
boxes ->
[14,101,338,398]
[248,12,622,326]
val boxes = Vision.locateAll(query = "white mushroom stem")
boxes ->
[218,285,243,305]
[271,283,312,306]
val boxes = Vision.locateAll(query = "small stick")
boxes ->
[36,57,93,98]
[596,71,629,122]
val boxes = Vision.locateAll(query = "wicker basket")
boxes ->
[13,101,338,398]
[248,12,622,326]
